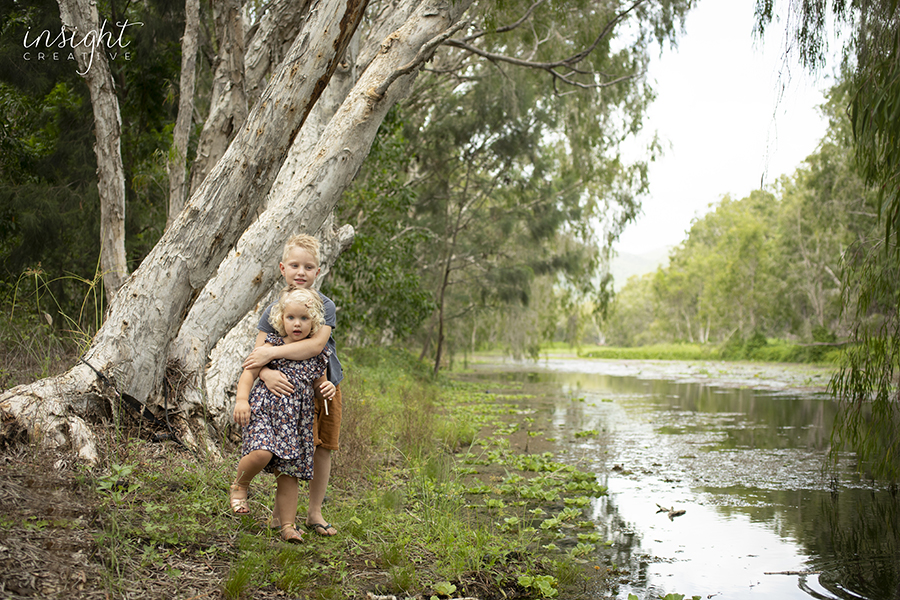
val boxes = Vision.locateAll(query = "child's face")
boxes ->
[282,301,313,342]
[279,247,320,289]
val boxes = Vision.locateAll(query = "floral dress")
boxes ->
[241,333,329,480]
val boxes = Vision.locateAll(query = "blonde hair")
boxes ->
[268,286,325,337]
[282,234,320,266]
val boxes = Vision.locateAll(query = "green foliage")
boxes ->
[327,110,435,346]
[581,343,718,361]
[0,0,189,317]
[580,340,842,364]
[604,272,662,346]
[0,261,107,388]
[518,573,558,598]
[829,238,900,481]
[601,86,878,354]
[337,0,695,369]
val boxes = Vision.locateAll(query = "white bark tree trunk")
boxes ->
[267,0,418,204]
[0,0,369,462]
[188,0,249,195]
[244,0,312,107]
[166,0,201,229]
[192,0,421,443]
[57,0,128,299]
[169,0,473,446]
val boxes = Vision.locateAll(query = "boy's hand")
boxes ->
[233,399,251,427]
[243,345,278,370]
[259,368,294,397]
[317,380,336,400]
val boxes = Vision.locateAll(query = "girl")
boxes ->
[229,287,335,543]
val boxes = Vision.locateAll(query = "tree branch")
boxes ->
[460,0,547,42]
[369,19,470,99]
[444,0,649,91]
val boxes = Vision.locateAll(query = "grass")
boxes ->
[0,343,615,599]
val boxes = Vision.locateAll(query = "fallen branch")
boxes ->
[655,503,686,520]
[764,570,823,575]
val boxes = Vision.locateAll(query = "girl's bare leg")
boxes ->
[230,450,272,514]
[275,474,302,542]
[234,450,273,487]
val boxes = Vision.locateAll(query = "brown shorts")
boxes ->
[312,384,341,450]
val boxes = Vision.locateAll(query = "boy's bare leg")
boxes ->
[305,446,336,535]
[275,475,300,525]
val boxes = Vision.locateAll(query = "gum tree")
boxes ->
[1,0,372,459]
[55,0,129,298]
[1,0,695,461]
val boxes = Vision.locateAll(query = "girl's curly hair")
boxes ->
[268,286,325,337]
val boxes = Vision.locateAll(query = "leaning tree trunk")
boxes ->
[167,0,475,446]
[244,0,313,107]
[0,0,368,462]
[187,0,310,214]
[266,0,419,205]
[57,0,128,299]
[189,0,420,446]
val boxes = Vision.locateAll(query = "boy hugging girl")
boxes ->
[229,234,343,543]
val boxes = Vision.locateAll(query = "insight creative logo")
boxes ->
[22,19,143,75]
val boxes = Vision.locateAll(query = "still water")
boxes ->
[465,358,900,600]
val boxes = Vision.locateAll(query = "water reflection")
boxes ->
[462,361,900,600]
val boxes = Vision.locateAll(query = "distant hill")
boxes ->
[609,246,671,290]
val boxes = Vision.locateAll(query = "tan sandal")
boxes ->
[279,523,303,543]
[229,484,249,514]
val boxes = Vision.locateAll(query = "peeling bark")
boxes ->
[1,0,369,460]
[244,0,312,107]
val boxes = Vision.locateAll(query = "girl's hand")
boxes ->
[243,345,277,370]
[317,380,336,400]
[259,367,294,397]
[233,399,251,427]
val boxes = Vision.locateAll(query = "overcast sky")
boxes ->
[614,0,836,256]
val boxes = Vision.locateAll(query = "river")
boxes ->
[462,357,900,600]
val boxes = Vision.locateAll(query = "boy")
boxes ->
[242,234,342,536]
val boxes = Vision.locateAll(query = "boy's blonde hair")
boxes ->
[268,286,325,337]
[282,234,320,266]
